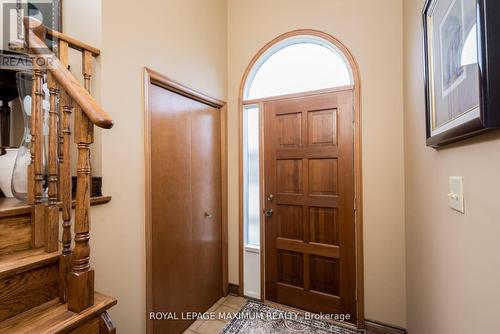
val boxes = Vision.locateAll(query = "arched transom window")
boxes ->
[244,36,353,100]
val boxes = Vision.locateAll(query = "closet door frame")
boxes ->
[144,67,228,334]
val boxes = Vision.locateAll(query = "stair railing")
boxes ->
[23,17,113,313]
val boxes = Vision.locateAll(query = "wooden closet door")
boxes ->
[264,90,356,322]
[191,102,222,314]
[150,85,222,334]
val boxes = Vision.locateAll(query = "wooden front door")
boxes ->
[149,84,222,333]
[264,89,356,322]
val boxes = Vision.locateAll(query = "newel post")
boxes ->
[68,50,95,312]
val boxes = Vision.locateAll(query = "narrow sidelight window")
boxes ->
[243,105,260,248]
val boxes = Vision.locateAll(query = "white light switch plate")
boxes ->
[448,176,464,213]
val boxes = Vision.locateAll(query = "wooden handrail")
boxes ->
[46,29,100,57]
[24,17,113,129]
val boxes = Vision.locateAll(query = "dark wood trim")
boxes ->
[144,67,225,109]
[365,320,407,334]
[228,283,239,296]
[144,68,153,334]
[242,85,354,105]
[78,195,111,207]
[221,105,229,296]
[238,99,244,297]
[144,67,228,334]
[237,29,364,327]
[259,102,265,302]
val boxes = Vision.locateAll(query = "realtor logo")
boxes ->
[0,52,32,71]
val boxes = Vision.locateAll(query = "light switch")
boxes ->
[448,176,464,213]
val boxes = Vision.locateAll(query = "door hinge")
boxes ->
[354,197,357,211]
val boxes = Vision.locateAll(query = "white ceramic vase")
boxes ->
[0,148,19,197]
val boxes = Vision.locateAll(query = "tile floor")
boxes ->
[183,295,247,334]
[182,295,365,334]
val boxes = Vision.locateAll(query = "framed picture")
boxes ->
[423,0,500,147]
[2,0,62,51]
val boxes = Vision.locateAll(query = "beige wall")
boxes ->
[65,0,228,333]
[404,1,500,333]
[227,0,406,327]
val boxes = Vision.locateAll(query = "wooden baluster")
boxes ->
[26,21,48,248]
[45,71,59,252]
[68,50,94,312]
[29,59,46,248]
[57,46,66,203]
[58,40,73,302]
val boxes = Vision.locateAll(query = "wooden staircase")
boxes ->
[0,18,116,333]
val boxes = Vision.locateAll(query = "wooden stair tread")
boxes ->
[0,248,59,279]
[0,199,30,219]
[0,196,112,219]
[0,292,117,333]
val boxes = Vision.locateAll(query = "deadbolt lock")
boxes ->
[264,208,274,217]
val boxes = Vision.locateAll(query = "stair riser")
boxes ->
[0,214,32,256]
[0,262,59,322]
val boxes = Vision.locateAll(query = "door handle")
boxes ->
[204,212,212,218]
[264,209,273,217]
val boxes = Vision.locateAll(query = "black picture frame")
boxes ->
[423,0,500,147]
